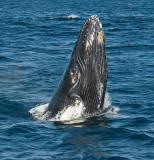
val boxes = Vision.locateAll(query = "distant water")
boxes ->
[0,0,154,159]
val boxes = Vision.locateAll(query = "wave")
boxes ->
[0,55,12,62]
[67,14,79,19]
[53,15,81,21]
[29,93,119,122]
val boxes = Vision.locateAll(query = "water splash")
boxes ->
[29,103,49,121]
[29,93,119,121]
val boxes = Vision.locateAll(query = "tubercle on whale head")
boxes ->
[97,31,104,44]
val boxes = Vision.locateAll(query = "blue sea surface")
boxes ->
[0,0,154,159]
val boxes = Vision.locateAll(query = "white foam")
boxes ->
[68,15,79,19]
[29,93,119,121]
[103,92,119,114]
[53,101,85,121]
[103,92,111,109]
[29,103,49,120]
[109,28,114,30]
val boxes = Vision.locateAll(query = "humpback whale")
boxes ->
[46,15,108,119]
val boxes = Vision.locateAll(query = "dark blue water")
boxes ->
[0,0,154,159]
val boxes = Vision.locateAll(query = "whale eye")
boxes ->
[70,67,78,84]
[70,68,76,76]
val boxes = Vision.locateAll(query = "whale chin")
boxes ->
[47,15,108,119]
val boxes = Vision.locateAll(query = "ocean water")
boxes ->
[0,0,154,159]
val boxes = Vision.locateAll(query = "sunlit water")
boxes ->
[0,0,154,159]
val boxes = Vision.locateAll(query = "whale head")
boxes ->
[47,15,108,119]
